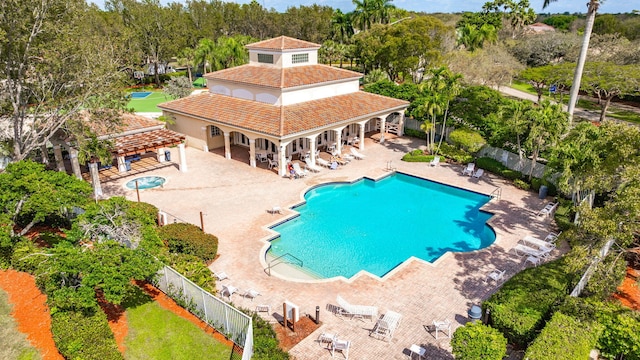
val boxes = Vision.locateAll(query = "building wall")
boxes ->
[207,80,282,105]
[165,112,208,151]
[282,80,359,105]
[280,50,318,68]
[248,51,283,67]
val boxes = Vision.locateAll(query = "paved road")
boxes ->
[497,86,602,122]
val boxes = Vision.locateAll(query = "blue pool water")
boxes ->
[125,176,166,190]
[269,173,495,279]
[129,91,152,99]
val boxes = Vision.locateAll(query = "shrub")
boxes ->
[513,179,530,190]
[158,223,218,262]
[51,309,122,360]
[243,309,289,360]
[582,254,627,300]
[530,177,558,197]
[439,143,474,164]
[167,253,216,293]
[524,312,601,360]
[559,298,640,360]
[451,322,507,360]
[404,128,427,140]
[401,150,438,163]
[475,157,523,181]
[449,128,487,154]
[484,258,573,346]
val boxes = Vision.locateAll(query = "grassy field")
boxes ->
[123,289,232,360]
[126,91,175,112]
[0,289,42,360]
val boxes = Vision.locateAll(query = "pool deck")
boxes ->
[104,135,560,360]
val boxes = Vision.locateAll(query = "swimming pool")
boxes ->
[125,176,166,190]
[129,91,152,99]
[268,173,495,279]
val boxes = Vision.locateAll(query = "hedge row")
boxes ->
[51,309,122,360]
[439,143,474,164]
[484,258,573,347]
[524,312,601,360]
[451,322,507,360]
[401,149,438,162]
[475,157,558,196]
[246,310,289,360]
[158,223,218,263]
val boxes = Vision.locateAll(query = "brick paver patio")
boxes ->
[104,135,558,360]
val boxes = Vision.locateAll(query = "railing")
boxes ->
[570,239,615,297]
[385,160,396,172]
[154,265,253,360]
[490,187,502,200]
[267,253,303,276]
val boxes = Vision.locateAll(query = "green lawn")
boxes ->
[126,91,175,112]
[123,289,232,360]
[0,289,42,360]
[510,80,538,96]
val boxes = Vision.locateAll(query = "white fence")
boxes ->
[155,266,253,360]
[569,239,615,297]
[477,145,549,179]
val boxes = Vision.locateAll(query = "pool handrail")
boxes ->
[267,253,303,276]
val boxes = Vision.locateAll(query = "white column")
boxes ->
[69,148,82,179]
[308,134,318,165]
[379,117,386,144]
[40,145,49,165]
[398,112,405,137]
[278,143,287,177]
[358,121,367,150]
[89,162,103,199]
[178,143,188,172]
[223,132,231,159]
[248,139,256,168]
[157,147,166,162]
[53,145,66,172]
[334,130,342,154]
[117,156,127,172]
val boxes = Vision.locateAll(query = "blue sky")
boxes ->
[92,0,638,14]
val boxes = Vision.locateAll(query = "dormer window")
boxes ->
[292,53,309,64]
[257,53,274,64]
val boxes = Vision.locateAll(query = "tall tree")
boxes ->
[1,0,126,161]
[331,9,354,43]
[498,99,533,159]
[580,62,640,122]
[525,100,568,180]
[195,38,215,74]
[543,0,602,123]
[178,47,196,83]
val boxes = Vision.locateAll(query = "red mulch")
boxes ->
[0,269,63,360]
[96,290,128,353]
[612,267,640,311]
[274,315,321,351]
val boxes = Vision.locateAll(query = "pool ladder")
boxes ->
[490,187,502,200]
[267,253,303,276]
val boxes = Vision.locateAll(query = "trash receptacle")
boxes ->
[165,150,171,162]
[125,161,131,171]
[468,305,482,322]
[539,185,548,199]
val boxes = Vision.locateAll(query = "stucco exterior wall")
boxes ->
[281,50,318,68]
[207,80,282,105]
[165,112,208,151]
[282,80,359,105]
[248,51,283,67]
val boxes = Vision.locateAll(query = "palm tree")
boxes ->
[499,99,533,159]
[457,24,497,52]
[177,47,196,83]
[525,100,569,180]
[543,0,601,123]
[370,0,395,25]
[352,0,374,31]
[195,38,215,74]
[331,9,354,43]
[434,70,463,155]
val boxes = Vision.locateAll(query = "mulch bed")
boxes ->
[274,315,321,351]
[0,269,63,360]
[612,267,640,311]
[97,290,129,354]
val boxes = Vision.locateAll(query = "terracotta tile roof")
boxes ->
[245,36,320,51]
[89,113,165,138]
[204,64,362,89]
[159,92,409,137]
[114,128,185,156]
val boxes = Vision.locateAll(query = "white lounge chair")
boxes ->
[513,243,552,258]
[243,289,261,301]
[545,231,562,243]
[525,255,542,267]
[316,157,331,168]
[305,159,322,172]
[537,202,558,217]
[350,147,365,160]
[430,156,440,167]
[212,270,229,281]
[256,151,268,163]
[486,269,506,284]
[268,206,282,214]
[336,295,378,321]
[462,163,475,176]
[473,168,484,179]
[521,235,556,252]
[318,332,338,348]
[433,319,451,339]
[371,310,402,341]
[292,162,308,178]
[220,284,238,299]
[332,338,351,359]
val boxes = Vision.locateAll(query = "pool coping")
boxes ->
[257,169,498,284]
[122,175,169,191]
